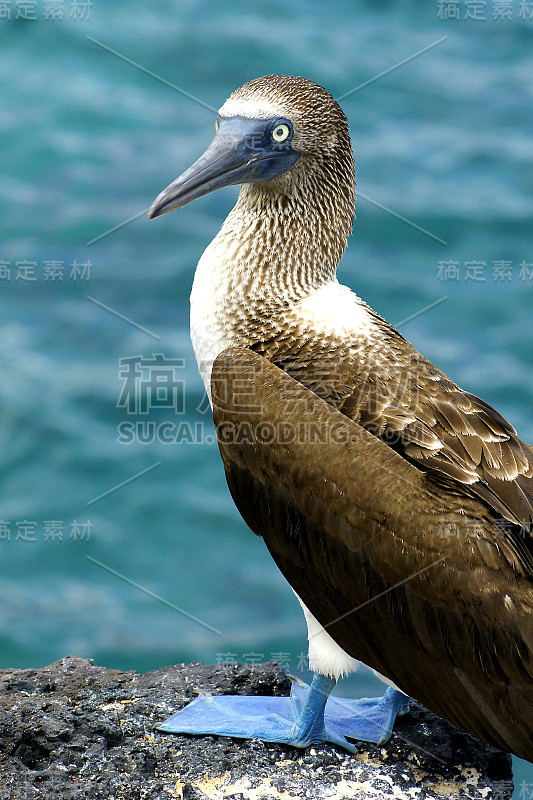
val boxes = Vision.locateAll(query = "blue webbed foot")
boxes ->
[316,684,411,746]
[156,673,410,752]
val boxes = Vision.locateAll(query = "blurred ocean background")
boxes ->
[1,0,532,792]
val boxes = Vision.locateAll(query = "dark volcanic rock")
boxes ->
[0,657,513,799]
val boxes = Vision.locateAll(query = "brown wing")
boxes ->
[353,355,533,532]
[212,347,533,762]
[263,323,533,534]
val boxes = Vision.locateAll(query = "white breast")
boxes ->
[294,280,376,340]
[190,233,238,401]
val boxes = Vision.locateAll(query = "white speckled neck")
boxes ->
[190,167,362,398]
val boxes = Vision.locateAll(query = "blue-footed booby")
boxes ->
[148,75,533,761]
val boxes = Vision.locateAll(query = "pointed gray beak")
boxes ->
[148,116,300,219]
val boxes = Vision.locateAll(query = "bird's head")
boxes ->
[148,74,354,219]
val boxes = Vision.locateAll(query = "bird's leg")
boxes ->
[156,672,410,751]
[288,673,335,746]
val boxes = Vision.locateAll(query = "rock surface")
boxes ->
[0,657,513,800]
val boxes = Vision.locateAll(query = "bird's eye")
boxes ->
[215,120,219,132]
[271,123,291,143]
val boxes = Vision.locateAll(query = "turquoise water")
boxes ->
[1,0,532,792]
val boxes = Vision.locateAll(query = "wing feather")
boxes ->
[278,341,533,531]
